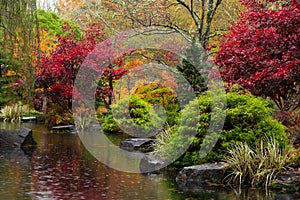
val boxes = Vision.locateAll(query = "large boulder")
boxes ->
[176,163,229,190]
[0,127,37,148]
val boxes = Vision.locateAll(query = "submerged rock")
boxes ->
[176,163,229,190]
[0,127,37,148]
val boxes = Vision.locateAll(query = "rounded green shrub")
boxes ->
[101,113,120,133]
[101,95,165,135]
[155,90,288,167]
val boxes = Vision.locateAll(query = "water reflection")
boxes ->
[0,123,299,200]
[0,123,176,199]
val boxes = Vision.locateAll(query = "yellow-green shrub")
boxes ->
[102,95,165,135]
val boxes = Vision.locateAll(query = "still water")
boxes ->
[0,123,298,200]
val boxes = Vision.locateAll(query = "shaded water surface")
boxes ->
[0,123,299,200]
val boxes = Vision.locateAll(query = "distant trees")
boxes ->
[57,0,103,28]
[55,0,244,103]
[106,0,223,48]
[57,0,244,49]
[0,0,40,106]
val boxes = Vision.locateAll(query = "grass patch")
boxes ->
[225,137,293,189]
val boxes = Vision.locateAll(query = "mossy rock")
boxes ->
[269,183,296,193]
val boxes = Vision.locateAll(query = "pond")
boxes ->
[0,122,299,200]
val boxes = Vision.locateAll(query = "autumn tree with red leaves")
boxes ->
[215,0,300,111]
[35,23,128,114]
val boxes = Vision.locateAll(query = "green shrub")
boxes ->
[101,113,120,133]
[22,109,45,122]
[153,90,288,167]
[101,95,164,135]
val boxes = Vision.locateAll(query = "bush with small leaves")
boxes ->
[101,95,165,135]
[154,89,288,167]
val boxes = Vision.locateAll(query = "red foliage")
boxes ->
[35,23,128,110]
[215,1,300,111]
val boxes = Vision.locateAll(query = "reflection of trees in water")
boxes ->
[0,148,32,199]
[29,131,172,199]
[0,129,283,200]
[0,124,172,199]
[30,134,106,199]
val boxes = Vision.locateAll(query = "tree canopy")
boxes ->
[215,0,300,111]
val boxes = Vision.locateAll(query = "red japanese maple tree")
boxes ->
[35,23,128,111]
[215,0,300,111]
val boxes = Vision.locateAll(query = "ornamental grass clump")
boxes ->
[74,104,96,130]
[225,137,293,189]
[0,103,27,122]
[152,124,178,157]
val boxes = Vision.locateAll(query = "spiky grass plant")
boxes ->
[74,104,96,130]
[0,103,27,122]
[151,124,178,158]
[225,137,293,189]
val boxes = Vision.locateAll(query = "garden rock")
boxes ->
[120,138,154,151]
[293,133,300,148]
[139,154,165,173]
[176,163,228,190]
[0,127,37,148]
[271,164,300,193]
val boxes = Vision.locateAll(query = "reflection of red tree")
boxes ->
[30,134,118,199]
[30,133,171,199]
